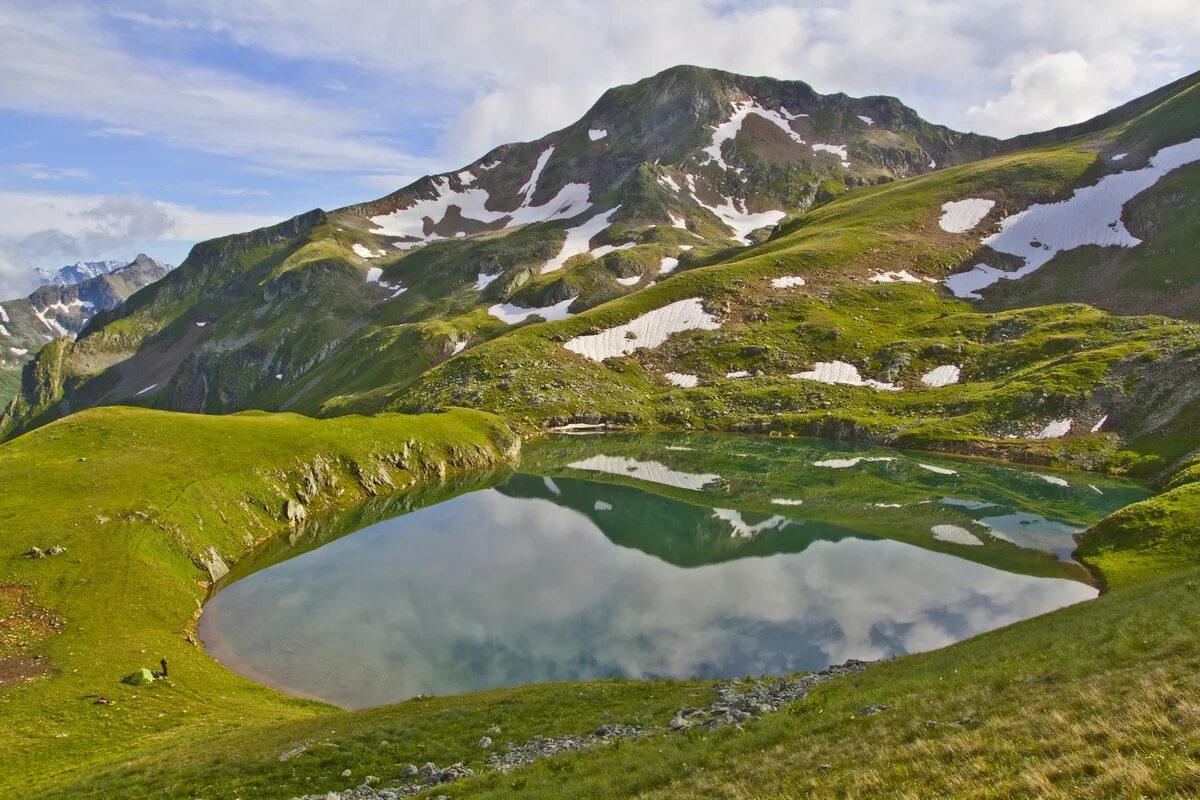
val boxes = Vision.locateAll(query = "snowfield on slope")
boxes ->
[939,199,995,233]
[664,372,699,388]
[488,295,578,324]
[790,361,900,391]
[563,298,720,361]
[945,137,1200,298]
[370,147,592,249]
[703,100,807,172]
[566,455,719,491]
[813,456,895,469]
[541,207,621,274]
[921,365,961,387]
[1033,418,1073,439]
[811,143,850,167]
[870,270,922,284]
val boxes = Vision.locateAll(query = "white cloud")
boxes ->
[135,0,1200,156]
[966,50,1137,136]
[0,3,436,175]
[14,163,92,180]
[85,126,146,139]
[0,190,280,297]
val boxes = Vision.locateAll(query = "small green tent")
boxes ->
[123,668,155,686]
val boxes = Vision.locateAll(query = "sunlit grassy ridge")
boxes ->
[0,407,519,797]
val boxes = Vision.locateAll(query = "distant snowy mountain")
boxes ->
[1,254,173,401]
[35,260,127,287]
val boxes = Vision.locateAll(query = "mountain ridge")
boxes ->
[3,65,1199,465]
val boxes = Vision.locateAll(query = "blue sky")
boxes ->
[1,0,1197,296]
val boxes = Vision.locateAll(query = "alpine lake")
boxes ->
[199,433,1148,709]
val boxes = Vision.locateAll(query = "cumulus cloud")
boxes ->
[0,191,279,297]
[966,51,1138,136]
[130,0,1200,157]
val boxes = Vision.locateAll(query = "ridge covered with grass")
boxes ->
[0,407,519,797]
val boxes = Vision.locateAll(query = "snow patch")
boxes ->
[945,137,1200,298]
[0,324,8,337]
[790,361,899,391]
[475,271,502,290]
[1110,152,1128,161]
[563,298,720,361]
[931,525,983,546]
[540,206,620,274]
[919,463,958,476]
[371,155,591,250]
[664,372,698,388]
[518,146,554,201]
[135,383,159,396]
[588,128,608,141]
[771,498,804,506]
[32,307,69,337]
[488,295,578,325]
[812,143,850,167]
[590,242,636,259]
[352,243,383,259]
[659,175,681,193]
[9,346,28,355]
[658,257,679,274]
[703,100,807,172]
[1090,415,1108,433]
[451,340,467,355]
[0,306,7,323]
[694,192,785,244]
[726,370,750,378]
[712,508,791,539]
[1034,418,1072,439]
[939,199,995,233]
[615,275,642,287]
[771,275,806,288]
[813,456,895,469]
[566,455,719,491]
[1039,474,1070,488]
[921,365,961,387]
[870,270,922,284]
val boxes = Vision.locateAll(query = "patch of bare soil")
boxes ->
[0,585,60,687]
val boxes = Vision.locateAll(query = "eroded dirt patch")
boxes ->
[0,585,61,687]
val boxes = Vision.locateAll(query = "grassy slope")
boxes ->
[393,143,1200,480]
[0,407,519,797]
[21,439,1199,800]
